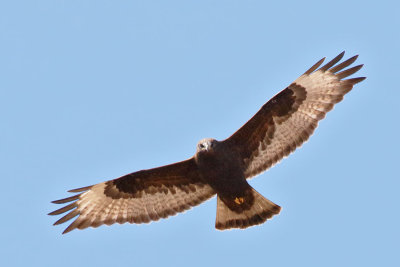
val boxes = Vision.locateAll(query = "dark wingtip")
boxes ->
[303,57,326,75]
[320,51,345,71]
[48,203,77,216]
[62,223,77,234]
[51,194,81,204]
[62,229,70,235]
[68,185,92,193]
[53,209,79,226]
[48,211,58,216]
[346,77,366,84]
[330,55,359,73]
[336,64,364,79]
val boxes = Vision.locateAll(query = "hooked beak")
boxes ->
[204,143,210,151]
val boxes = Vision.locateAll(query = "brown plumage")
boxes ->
[49,52,365,234]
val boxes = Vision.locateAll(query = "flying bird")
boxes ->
[50,52,365,234]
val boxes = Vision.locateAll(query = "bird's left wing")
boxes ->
[49,158,215,234]
[224,52,365,179]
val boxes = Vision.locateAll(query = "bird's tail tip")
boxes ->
[215,186,281,230]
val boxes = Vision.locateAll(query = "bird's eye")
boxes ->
[199,144,204,149]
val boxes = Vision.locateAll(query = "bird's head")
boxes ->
[196,138,218,153]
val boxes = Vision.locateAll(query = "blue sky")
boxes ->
[1,1,399,266]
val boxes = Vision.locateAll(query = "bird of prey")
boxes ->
[50,52,365,234]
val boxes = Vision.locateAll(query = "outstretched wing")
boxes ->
[224,52,365,178]
[49,158,215,234]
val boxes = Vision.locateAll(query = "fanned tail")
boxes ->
[215,186,281,230]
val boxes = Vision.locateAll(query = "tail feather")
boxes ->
[215,187,281,230]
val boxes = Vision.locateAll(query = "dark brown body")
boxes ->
[195,141,245,195]
[194,139,259,214]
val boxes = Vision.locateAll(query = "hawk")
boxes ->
[50,52,365,234]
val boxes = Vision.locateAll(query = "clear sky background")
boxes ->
[1,1,399,266]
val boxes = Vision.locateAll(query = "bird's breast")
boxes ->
[195,148,245,193]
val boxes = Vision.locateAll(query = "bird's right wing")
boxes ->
[224,52,365,179]
[49,158,215,234]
